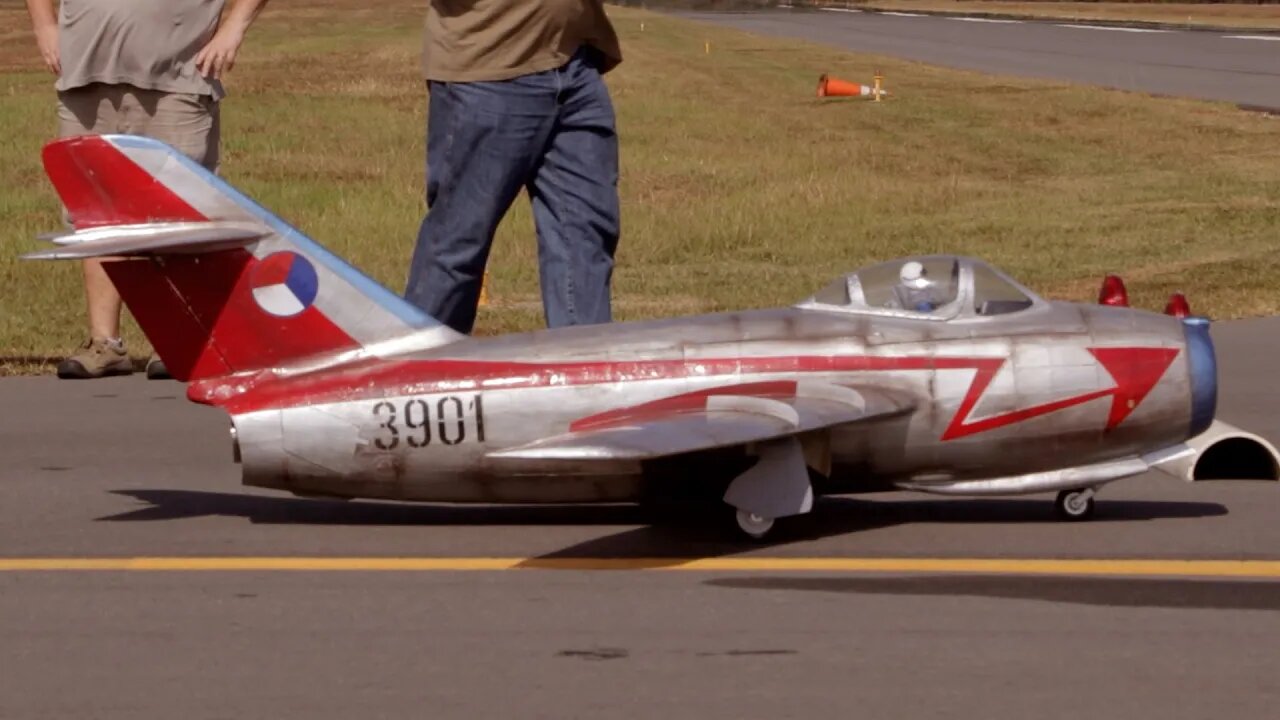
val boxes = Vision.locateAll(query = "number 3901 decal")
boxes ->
[371,394,485,450]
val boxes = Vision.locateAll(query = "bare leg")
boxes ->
[84,258,123,340]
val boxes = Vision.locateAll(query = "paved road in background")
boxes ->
[678,8,1280,108]
[2,318,1278,718]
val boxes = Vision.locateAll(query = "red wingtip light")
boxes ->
[1164,292,1191,318]
[1098,274,1129,307]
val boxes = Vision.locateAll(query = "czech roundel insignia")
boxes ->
[250,252,319,317]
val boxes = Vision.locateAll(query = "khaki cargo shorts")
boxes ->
[57,83,221,172]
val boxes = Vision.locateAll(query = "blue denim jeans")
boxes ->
[405,47,621,334]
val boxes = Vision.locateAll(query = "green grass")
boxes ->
[1,1,1279,373]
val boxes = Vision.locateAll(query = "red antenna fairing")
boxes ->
[1099,275,1129,307]
[1164,292,1191,318]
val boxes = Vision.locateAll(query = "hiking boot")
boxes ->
[145,354,171,380]
[56,338,133,379]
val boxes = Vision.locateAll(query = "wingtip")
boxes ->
[36,230,69,243]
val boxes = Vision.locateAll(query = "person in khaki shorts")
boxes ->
[25,0,269,379]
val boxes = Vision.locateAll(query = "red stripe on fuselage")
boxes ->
[209,348,1175,440]
[207,354,1003,415]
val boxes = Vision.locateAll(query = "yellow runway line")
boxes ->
[0,557,1279,577]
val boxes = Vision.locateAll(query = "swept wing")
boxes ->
[488,381,914,461]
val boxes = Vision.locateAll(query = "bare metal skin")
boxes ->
[228,256,1236,538]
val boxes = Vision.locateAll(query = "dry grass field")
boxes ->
[1,1,1278,373]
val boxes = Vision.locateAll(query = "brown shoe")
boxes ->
[145,354,171,380]
[56,338,133,379]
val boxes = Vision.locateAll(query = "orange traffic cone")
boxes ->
[816,74,887,98]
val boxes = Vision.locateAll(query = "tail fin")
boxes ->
[29,135,461,383]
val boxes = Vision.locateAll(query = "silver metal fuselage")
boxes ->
[229,300,1197,504]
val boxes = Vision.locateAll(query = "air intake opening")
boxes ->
[1193,438,1280,481]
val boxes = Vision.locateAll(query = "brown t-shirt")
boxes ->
[422,0,622,82]
[56,0,227,99]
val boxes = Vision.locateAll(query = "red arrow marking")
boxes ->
[1089,347,1181,430]
[942,346,1180,440]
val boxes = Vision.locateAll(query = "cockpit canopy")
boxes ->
[801,256,1040,320]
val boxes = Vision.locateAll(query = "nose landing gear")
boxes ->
[1054,487,1097,521]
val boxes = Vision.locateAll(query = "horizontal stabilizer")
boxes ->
[24,221,271,260]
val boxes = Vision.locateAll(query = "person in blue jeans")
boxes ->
[406,3,623,334]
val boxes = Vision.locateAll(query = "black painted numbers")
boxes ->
[371,394,485,451]
[405,399,430,448]
[372,401,398,450]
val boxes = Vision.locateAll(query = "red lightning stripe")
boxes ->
[941,347,1181,440]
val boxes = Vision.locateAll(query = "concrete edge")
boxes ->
[777,1,1280,36]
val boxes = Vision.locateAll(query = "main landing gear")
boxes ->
[723,437,815,541]
[734,510,776,540]
[1054,487,1097,521]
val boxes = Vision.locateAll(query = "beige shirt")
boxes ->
[422,0,621,82]
[56,0,227,99]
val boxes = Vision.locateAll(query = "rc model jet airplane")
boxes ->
[26,136,1279,539]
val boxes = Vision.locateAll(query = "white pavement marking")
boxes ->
[1058,24,1171,33]
[948,17,1022,24]
[881,12,924,17]
[818,7,861,12]
[1224,35,1280,42]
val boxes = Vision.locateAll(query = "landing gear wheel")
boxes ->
[735,510,776,540]
[1054,488,1096,521]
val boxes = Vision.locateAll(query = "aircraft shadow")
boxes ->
[704,575,1280,611]
[99,489,645,526]
[100,490,1227,561]
[527,496,1230,561]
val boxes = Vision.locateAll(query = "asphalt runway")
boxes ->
[2,317,1279,718]
[677,8,1280,108]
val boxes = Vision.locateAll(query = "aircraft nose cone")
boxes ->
[1183,316,1217,438]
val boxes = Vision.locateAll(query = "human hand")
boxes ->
[194,27,245,79]
[34,22,59,74]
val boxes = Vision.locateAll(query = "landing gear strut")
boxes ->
[1054,488,1096,521]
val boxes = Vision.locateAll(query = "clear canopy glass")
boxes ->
[804,256,1037,319]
